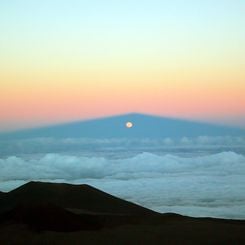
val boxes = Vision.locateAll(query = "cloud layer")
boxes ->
[1,151,245,219]
[1,136,245,156]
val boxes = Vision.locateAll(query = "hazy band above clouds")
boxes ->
[1,136,245,156]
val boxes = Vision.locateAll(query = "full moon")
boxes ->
[126,121,133,128]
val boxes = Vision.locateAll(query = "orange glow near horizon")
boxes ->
[1,66,244,131]
[0,1,245,131]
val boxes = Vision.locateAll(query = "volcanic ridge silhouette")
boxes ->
[0,182,245,244]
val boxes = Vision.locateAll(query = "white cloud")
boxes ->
[0,151,244,181]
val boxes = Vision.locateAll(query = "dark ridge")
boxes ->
[1,182,245,244]
[0,191,6,200]
[0,181,156,215]
[0,203,102,232]
[159,213,245,226]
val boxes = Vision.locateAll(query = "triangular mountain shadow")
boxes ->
[1,113,244,139]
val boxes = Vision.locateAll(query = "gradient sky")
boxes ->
[0,0,245,131]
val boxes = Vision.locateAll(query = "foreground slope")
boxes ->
[0,192,5,204]
[0,182,245,244]
[0,181,155,215]
[0,203,102,232]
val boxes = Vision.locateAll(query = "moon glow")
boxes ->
[126,121,133,128]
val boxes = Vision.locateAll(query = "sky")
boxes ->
[0,0,245,131]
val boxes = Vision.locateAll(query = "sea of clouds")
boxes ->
[0,137,245,220]
[1,136,245,157]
